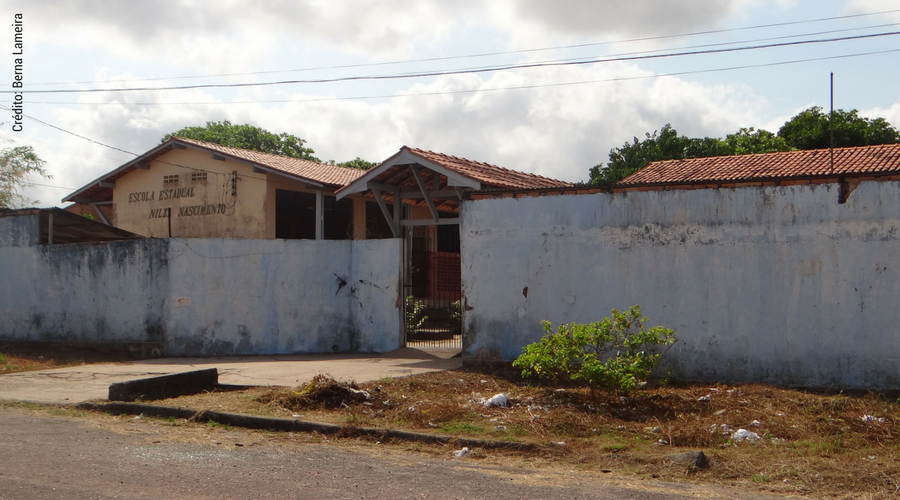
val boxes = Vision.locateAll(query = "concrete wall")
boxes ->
[0,238,169,345]
[0,212,39,247]
[0,232,402,356]
[164,238,401,355]
[460,181,900,389]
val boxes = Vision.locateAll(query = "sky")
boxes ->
[2,0,900,207]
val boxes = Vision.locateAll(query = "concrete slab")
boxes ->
[0,348,462,405]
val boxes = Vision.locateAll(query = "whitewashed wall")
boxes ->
[0,225,402,356]
[164,238,401,355]
[460,181,900,389]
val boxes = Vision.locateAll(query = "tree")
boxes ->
[337,157,378,170]
[587,124,730,187]
[0,143,49,209]
[163,120,320,161]
[724,127,791,155]
[777,106,900,150]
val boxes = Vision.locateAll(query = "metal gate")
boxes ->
[402,222,462,352]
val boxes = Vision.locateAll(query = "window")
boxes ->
[190,172,207,182]
[163,174,179,184]
[365,201,395,239]
[323,195,354,240]
[275,190,354,240]
[275,190,316,239]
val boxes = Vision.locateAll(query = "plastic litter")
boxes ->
[657,439,669,445]
[133,413,144,420]
[861,415,886,423]
[552,441,567,447]
[731,429,762,443]
[710,423,731,435]
[750,420,761,427]
[698,394,711,402]
[453,447,470,458]
[482,393,509,408]
[495,425,507,430]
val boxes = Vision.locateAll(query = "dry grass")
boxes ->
[6,341,895,497]
[155,368,900,498]
[0,343,140,374]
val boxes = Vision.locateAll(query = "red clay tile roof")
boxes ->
[405,147,573,190]
[175,137,366,186]
[618,143,900,186]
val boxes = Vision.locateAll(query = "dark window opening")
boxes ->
[275,190,315,239]
[324,196,354,240]
[436,211,460,253]
[276,189,354,240]
[366,201,395,239]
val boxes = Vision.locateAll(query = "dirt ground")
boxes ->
[3,346,899,498]
[0,342,139,374]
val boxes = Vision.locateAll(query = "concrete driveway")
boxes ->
[0,348,463,405]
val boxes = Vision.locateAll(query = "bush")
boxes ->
[406,296,428,334]
[512,306,675,394]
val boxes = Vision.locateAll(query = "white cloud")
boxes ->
[23,60,772,206]
[23,0,763,73]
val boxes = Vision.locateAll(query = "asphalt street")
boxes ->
[0,407,787,500]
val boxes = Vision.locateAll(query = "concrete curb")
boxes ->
[108,368,219,402]
[75,402,536,451]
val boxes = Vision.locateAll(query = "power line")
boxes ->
[10,47,900,107]
[0,105,319,197]
[29,8,900,87]
[7,31,900,96]
[27,182,77,190]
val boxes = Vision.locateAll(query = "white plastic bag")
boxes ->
[483,393,509,408]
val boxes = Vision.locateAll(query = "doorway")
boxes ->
[402,214,462,353]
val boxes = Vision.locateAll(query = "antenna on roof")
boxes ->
[830,72,835,175]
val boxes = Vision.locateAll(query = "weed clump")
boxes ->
[257,375,370,410]
[513,306,676,394]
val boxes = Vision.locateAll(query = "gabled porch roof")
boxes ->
[336,146,572,237]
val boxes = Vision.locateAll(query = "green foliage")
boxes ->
[406,296,428,334]
[163,120,319,161]
[512,306,676,394]
[584,106,898,186]
[587,124,688,187]
[439,421,485,434]
[724,127,791,155]
[586,124,793,187]
[0,141,50,209]
[337,157,378,170]
[448,300,462,331]
[777,106,900,150]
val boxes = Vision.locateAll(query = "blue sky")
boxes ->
[2,0,900,206]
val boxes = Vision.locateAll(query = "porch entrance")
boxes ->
[402,216,462,351]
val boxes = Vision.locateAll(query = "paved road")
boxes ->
[0,407,786,500]
[0,348,462,404]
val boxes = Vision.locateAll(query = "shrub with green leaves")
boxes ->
[512,306,675,394]
[406,296,428,334]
